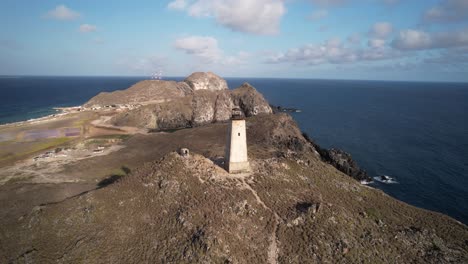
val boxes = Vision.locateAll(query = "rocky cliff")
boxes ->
[109,82,272,130]
[303,133,372,182]
[1,114,466,263]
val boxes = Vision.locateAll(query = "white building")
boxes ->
[225,108,251,174]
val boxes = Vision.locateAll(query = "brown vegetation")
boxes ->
[0,114,466,263]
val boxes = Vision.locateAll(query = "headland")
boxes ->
[0,72,466,263]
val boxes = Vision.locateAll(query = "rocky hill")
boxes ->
[84,80,192,107]
[184,71,228,91]
[109,83,272,130]
[84,72,230,108]
[1,114,466,263]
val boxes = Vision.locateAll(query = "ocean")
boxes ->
[1,76,467,224]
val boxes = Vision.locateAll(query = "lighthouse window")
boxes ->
[238,133,240,136]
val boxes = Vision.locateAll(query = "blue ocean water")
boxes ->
[0,76,143,124]
[1,76,467,224]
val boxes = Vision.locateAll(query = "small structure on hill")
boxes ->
[179,148,190,157]
[225,108,251,173]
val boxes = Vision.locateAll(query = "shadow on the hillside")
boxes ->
[97,166,131,189]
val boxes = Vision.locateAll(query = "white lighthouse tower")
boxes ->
[225,108,251,174]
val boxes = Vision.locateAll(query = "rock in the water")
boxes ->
[184,72,228,91]
[302,133,371,182]
[326,149,370,181]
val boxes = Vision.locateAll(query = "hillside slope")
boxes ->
[1,114,466,264]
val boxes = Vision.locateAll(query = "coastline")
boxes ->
[0,106,82,129]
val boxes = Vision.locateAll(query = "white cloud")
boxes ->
[368,39,386,48]
[79,24,97,33]
[174,35,248,65]
[266,38,398,65]
[308,9,328,21]
[168,0,187,10]
[223,51,251,65]
[369,22,393,39]
[174,36,222,63]
[424,47,468,64]
[391,30,431,50]
[169,0,285,35]
[392,28,468,50]
[423,0,468,23]
[44,5,81,21]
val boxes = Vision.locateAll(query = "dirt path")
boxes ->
[240,178,280,264]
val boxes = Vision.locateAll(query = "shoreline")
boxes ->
[0,105,83,128]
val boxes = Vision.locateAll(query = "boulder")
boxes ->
[184,72,228,91]
[231,83,272,117]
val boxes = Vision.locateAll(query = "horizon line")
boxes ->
[0,74,467,84]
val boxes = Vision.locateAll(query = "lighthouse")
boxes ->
[225,108,251,174]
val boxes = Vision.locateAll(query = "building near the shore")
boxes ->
[225,108,250,174]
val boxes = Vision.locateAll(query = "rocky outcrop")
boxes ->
[109,82,271,131]
[302,133,372,182]
[231,83,272,116]
[248,113,313,154]
[213,91,233,122]
[184,72,228,91]
[191,91,217,125]
[326,149,370,181]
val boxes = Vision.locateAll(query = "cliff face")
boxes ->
[2,114,466,263]
[109,82,272,130]
[302,133,372,182]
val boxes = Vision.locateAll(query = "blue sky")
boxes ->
[1,0,468,81]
